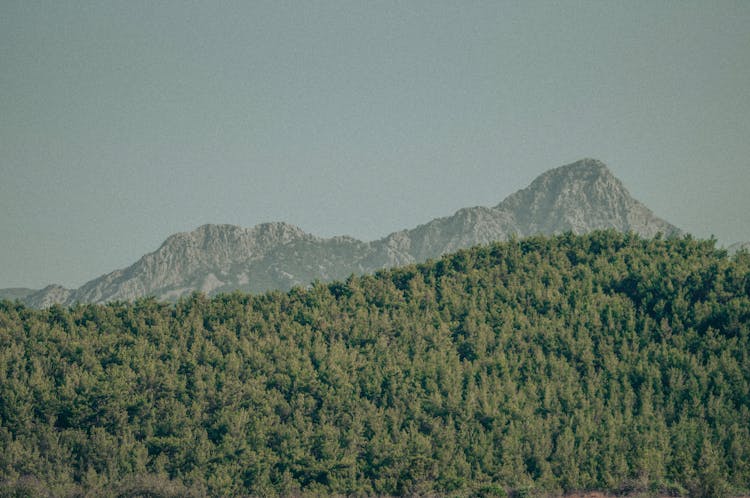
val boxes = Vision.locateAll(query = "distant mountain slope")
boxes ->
[728,241,750,254]
[11,158,682,307]
[0,288,36,301]
[23,285,72,309]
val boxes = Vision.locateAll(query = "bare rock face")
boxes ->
[16,159,683,307]
[497,158,680,237]
[70,222,324,303]
[23,285,73,309]
[368,207,517,267]
[363,158,680,267]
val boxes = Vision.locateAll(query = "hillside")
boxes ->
[729,241,750,254]
[0,288,35,301]
[12,159,681,307]
[1,231,748,497]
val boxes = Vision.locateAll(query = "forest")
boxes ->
[0,231,748,497]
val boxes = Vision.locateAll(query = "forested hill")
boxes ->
[1,231,749,497]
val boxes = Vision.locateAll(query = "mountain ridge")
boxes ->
[11,159,682,307]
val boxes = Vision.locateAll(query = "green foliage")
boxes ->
[0,231,749,496]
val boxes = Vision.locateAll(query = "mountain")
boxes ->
[9,159,681,307]
[23,285,73,309]
[728,241,750,254]
[0,288,36,301]
[496,158,678,237]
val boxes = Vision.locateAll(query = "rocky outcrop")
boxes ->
[15,159,682,307]
[23,285,73,309]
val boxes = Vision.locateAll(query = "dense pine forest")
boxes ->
[1,231,749,497]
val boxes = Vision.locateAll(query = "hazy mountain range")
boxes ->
[3,159,687,307]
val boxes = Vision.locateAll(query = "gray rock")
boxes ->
[0,288,37,301]
[21,159,683,307]
[23,285,73,308]
[496,158,679,237]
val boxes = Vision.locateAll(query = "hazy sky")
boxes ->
[2,1,749,289]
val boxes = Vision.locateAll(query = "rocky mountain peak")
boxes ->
[23,285,73,309]
[8,159,683,307]
[158,222,308,258]
[496,159,678,237]
[166,222,304,244]
[249,222,309,244]
[558,157,610,174]
[497,158,621,211]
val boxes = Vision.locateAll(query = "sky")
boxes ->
[1,1,749,289]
